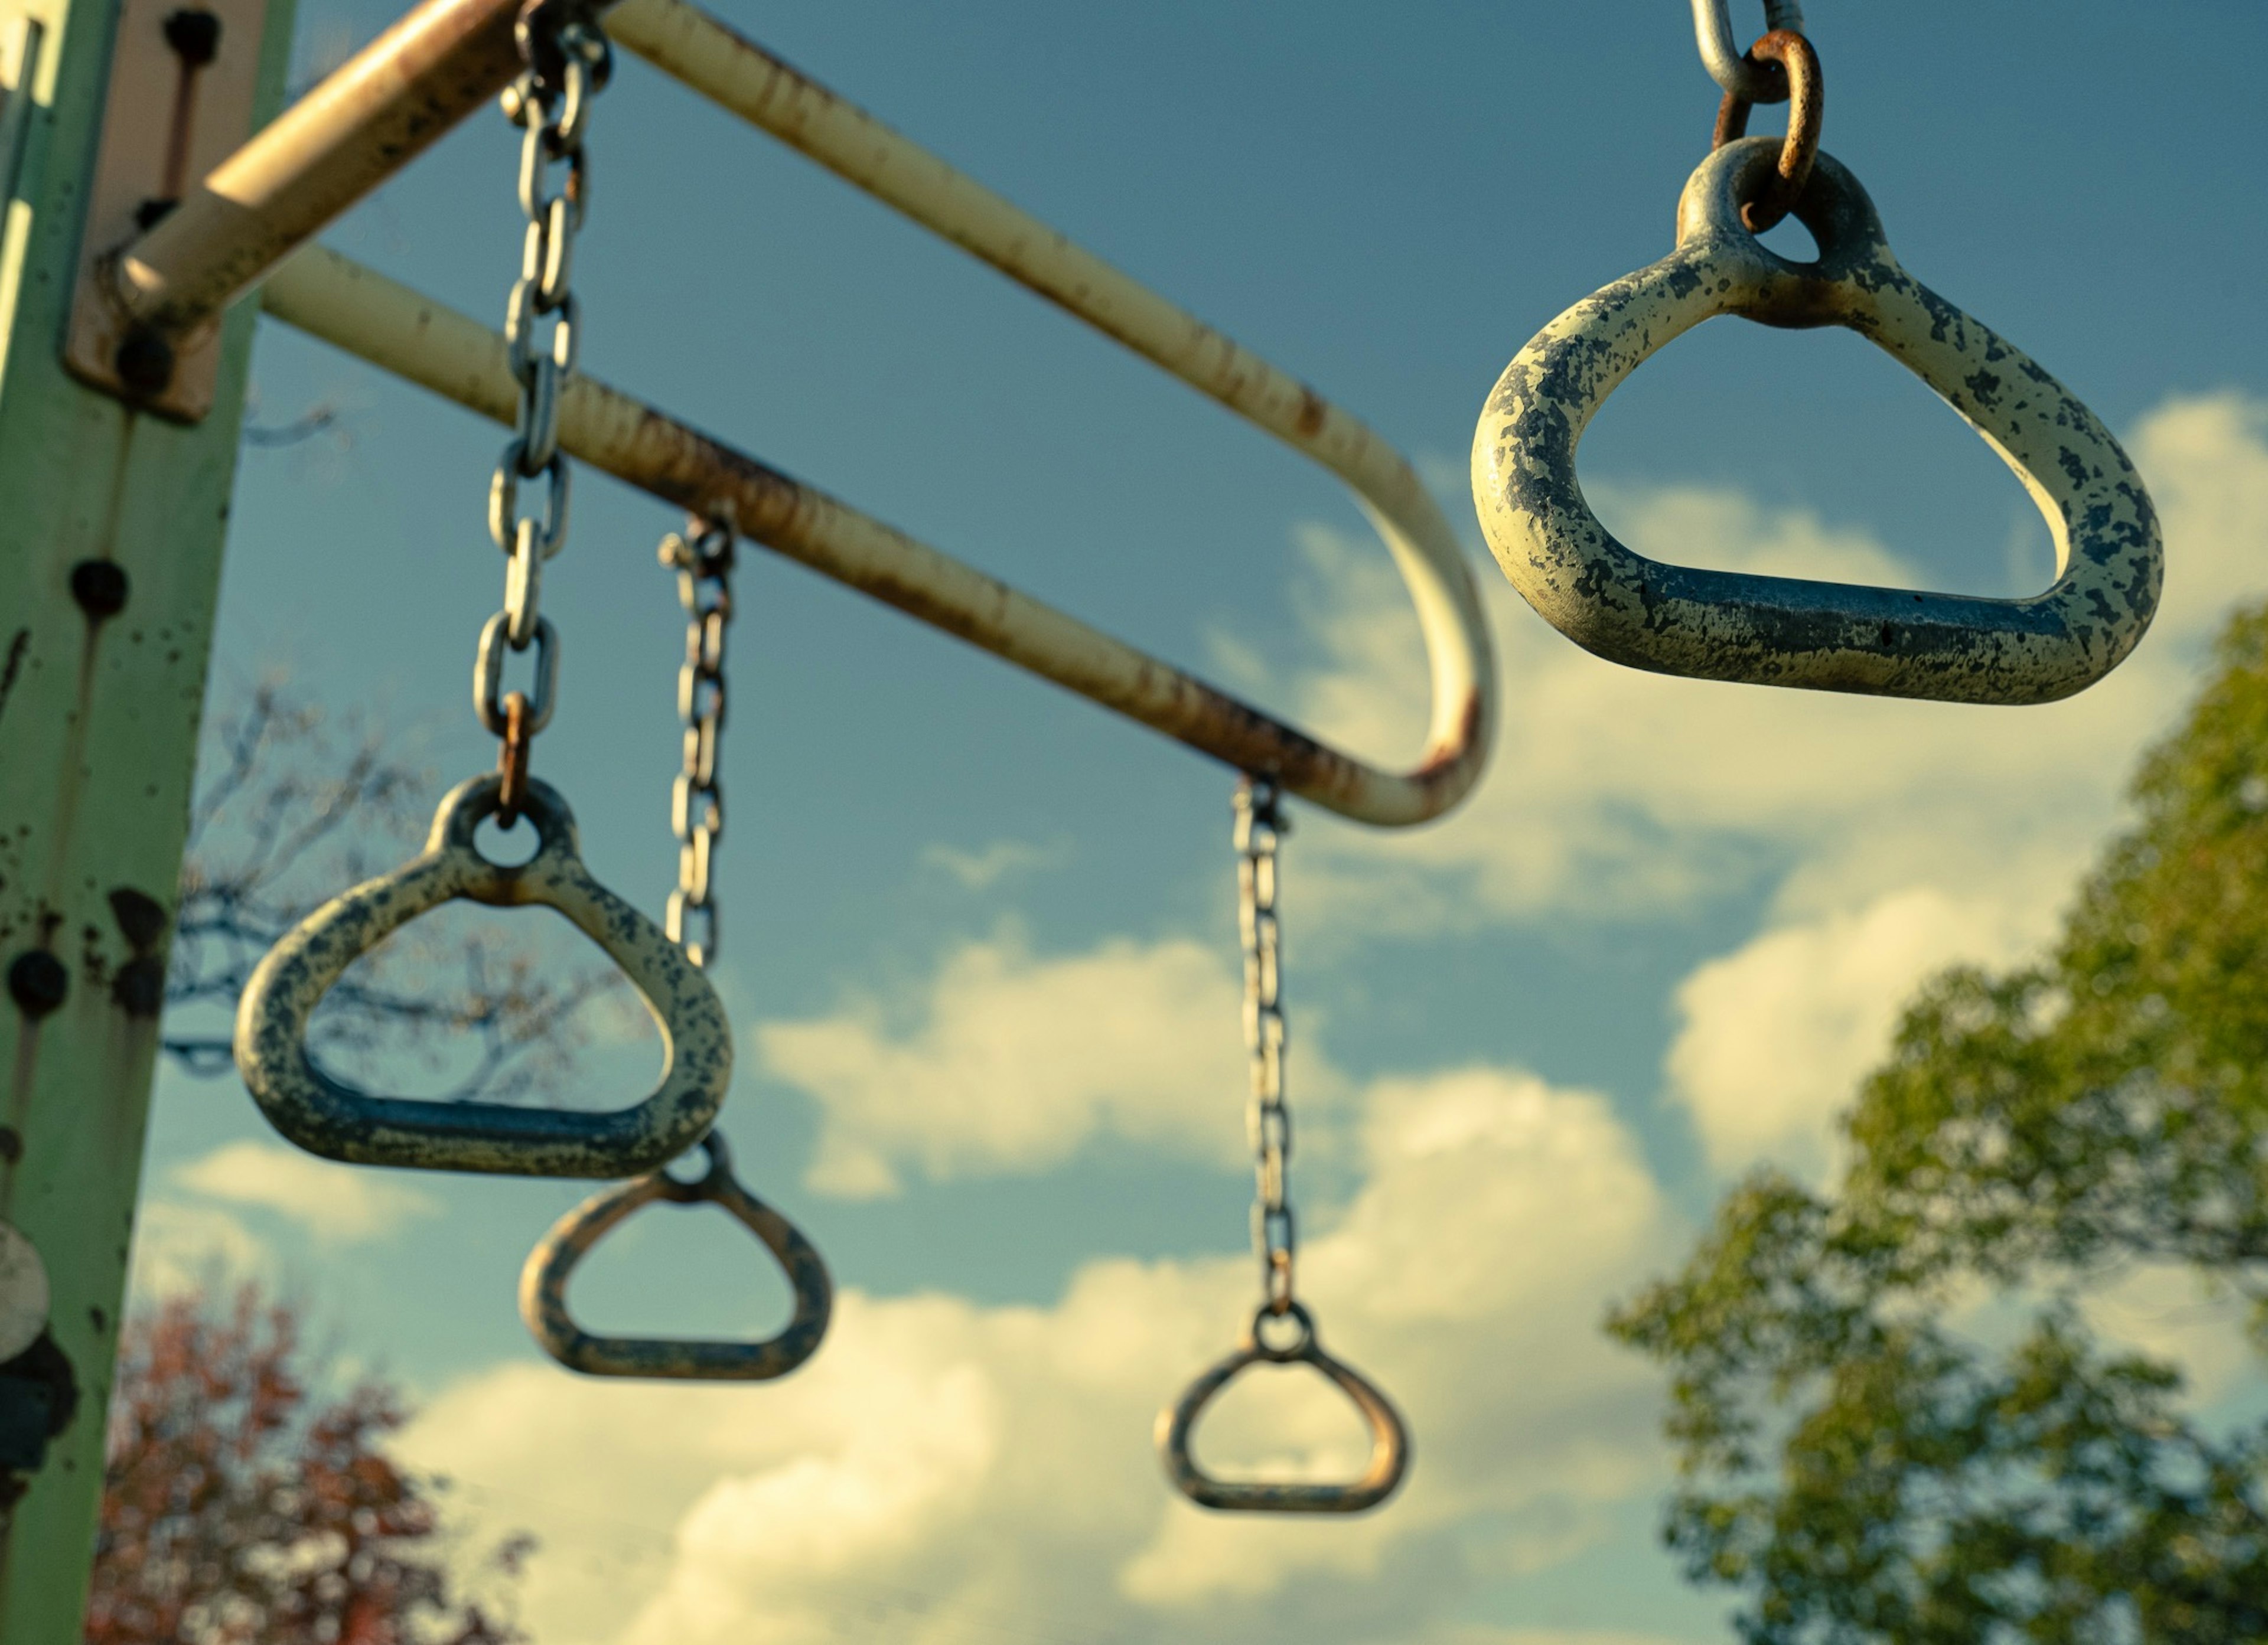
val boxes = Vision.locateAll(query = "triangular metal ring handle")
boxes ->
[1156,1301,1409,1513]
[1473,137,2163,705]
[233,773,729,1177]
[519,1131,833,1379]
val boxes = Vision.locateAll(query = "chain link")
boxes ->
[475,13,611,822]
[660,519,734,968]
[1236,776,1296,1314]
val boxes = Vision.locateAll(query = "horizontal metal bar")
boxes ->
[117,0,569,331]
[607,0,1490,815]
[262,243,1482,825]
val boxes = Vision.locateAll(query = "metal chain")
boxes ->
[475,9,612,824]
[1237,776,1296,1315]
[1692,0,1806,102]
[659,518,734,968]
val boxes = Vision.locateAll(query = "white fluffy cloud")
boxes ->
[172,1138,442,1242]
[759,927,1344,1197]
[1663,885,2039,1179]
[400,1066,1679,1645]
[1276,394,2268,1174]
[126,1199,272,1300]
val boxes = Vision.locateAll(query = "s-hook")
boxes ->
[1156,778,1409,1513]
[236,5,729,1179]
[1475,15,2162,705]
[519,517,833,1382]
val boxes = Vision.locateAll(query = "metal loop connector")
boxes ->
[1156,1301,1409,1515]
[519,1130,833,1379]
[1691,0,1805,100]
[1471,141,2163,705]
[490,442,571,559]
[665,889,716,969]
[1712,30,1821,233]
[233,773,729,1177]
[475,609,558,735]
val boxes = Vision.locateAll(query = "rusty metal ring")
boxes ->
[496,691,533,825]
[1156,1303,1409,1514]
[1712,30,1821,233]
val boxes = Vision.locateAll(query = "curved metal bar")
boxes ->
[1156,1302,1409,1514]
[595,0,1495,825]
[519,1132,833,1379]
[234,773,729,1176]
[1472,139,2162,706]
[260,244,1485,825]
[1692,0,1806,100]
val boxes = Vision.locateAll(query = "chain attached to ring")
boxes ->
[1154,777,1409,1513]
[1710,27,1823,233]
[659,518,734,968]
[1239,776,1297,1316]
[477,9,611,825]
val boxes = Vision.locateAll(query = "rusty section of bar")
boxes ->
[262,244,1483,825]
[604,0,1493,815]
[116,0,550,330]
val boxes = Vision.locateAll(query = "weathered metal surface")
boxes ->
[1710,28,1819,233]
[234,773,728,1177]
[261,244,1487,827]
[585,0,1494,822]
[1156,1301,1409,1515]
[1472,138,2162,705]
[60,0,269,417]
[519,1131,832,1379]
[0,1229,44,1365]
[1691,0,1804,100]
[114,0,617,335]
[0,0,296,1620]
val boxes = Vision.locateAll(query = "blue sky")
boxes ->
[131,2,2268,1641]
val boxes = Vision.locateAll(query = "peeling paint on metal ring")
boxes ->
[233,772,728,1176]
[1471,137,2163,705]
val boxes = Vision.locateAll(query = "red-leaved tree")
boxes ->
[86,1285,530,1644]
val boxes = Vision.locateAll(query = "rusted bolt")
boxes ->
[162,6,221,65]
[111,957,165,1019]
[70,560,129,620]
[5,952,66,1019]
[113,327,176,397]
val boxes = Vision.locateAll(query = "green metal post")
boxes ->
[0,0,293,1628]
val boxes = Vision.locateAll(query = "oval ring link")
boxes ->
[1690,0,1805,99]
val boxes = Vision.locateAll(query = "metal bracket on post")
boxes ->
[60,0,270,420]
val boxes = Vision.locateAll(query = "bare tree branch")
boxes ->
[168,681,631,1103]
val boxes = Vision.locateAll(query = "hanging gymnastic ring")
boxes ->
[1156,1301,1409,1514]
[519,1131,833,1379]
[1472,137,2161,706]
[234,772,729,1177]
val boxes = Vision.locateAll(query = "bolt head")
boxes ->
[6,952,67,1018]
[69,559,129,619]
[113,327,175,397]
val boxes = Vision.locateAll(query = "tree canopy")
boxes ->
[1610,605,2268,1641]
[87,1284,528,1645]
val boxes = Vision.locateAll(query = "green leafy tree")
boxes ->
[1610,606,2268,1642]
